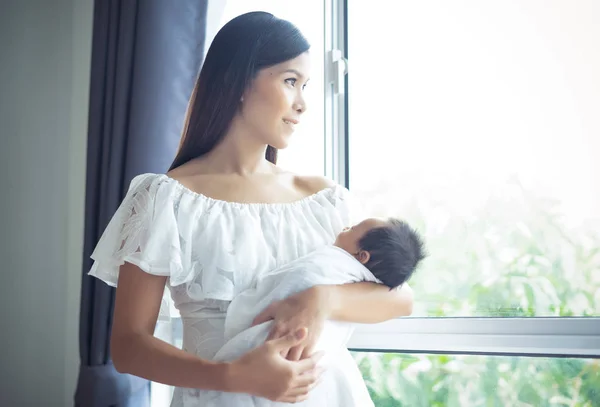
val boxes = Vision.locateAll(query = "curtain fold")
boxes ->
[75,1,209,405]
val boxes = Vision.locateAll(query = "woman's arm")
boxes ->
[252,282,413,361]
[293,175,415,322]
[111,262,322,402]
[111,262,230,389]
[320,281,414,323]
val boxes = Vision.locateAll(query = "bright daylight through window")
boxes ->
[347,0,600,319]
[346,0,599,405]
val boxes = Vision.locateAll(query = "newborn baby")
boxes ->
[195,218,425,406]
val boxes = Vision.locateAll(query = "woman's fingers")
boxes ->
[252,304,276,327]
[281,386,311,400]
[278,394,310,403]
[267,324,287,341]
[278,372,324,402]
[286,384,312,396]
[300,344,315,360]
[294,368,323,387]
[294,350,324,374]
[287,344,304,361]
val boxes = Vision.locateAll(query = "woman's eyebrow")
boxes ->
[282,69,308,80]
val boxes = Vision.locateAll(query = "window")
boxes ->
[343,0,600,404]
[345,0,600,318]
[354,353,600,406]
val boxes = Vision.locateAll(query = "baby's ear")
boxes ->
[358,250,370,265]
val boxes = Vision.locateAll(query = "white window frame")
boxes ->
[348,318,600,358]
[328,0,600,360]
[324,0,348,185]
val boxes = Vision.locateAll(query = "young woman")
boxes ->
[89,11,413,406]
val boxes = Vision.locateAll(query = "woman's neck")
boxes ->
[200,126,273,176]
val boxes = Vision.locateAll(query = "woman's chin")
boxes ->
[269,137,292,150]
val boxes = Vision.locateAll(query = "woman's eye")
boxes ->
[285,78,297,87]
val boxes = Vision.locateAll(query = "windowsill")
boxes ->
[348,317,600,357]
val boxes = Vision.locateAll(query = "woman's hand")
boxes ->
[251,286,333,361]
[229,328,324,403]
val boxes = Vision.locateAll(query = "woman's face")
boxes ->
[239,52,311,149]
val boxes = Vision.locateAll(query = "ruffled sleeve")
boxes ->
[88,174,363,323]
[88,173,184,287]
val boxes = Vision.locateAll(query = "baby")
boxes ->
[333,217,425,289]
[194,218,425,406]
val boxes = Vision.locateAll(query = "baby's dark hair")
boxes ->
[358,218,426,289]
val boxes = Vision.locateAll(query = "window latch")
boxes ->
[328,49,348,95]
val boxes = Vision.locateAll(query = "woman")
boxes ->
[89,11,413,406]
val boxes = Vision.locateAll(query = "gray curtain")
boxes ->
[75,1,209,406]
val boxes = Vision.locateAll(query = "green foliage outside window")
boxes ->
[352,178,600,405]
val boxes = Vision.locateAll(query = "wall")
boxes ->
[0,0,92,405]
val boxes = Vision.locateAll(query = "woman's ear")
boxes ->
[357,250,370,265]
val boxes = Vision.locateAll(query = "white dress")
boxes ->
[195,245,381,406]
[87,173,374,407]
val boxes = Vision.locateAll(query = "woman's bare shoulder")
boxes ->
[166,159,201,180]
[293,174,337,195]
[165,159,217,194]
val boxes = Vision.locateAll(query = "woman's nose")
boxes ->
[293,93,307,114]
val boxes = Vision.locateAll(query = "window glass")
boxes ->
[347,0,600,317]
[352,352,600,406]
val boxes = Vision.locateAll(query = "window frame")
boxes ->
[348,318,600,358]
[334,0,600,359]
[323,0,349,185]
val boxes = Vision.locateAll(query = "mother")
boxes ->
[89,11,413,406]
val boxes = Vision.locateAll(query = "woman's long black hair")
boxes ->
[168,12,310,171]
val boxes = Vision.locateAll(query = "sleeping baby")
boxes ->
[196,217,426,406]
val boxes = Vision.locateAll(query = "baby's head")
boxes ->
[334,217,426,289]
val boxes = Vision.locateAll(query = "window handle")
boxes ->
[328,49,348,95]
